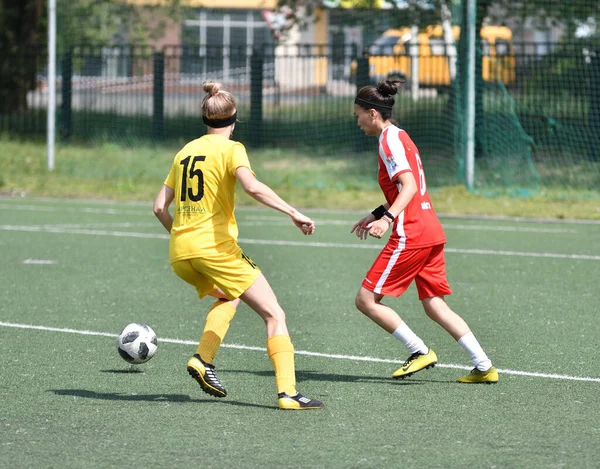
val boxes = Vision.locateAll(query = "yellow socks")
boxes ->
[267,335,297,396]
[197,306,298,396]
[196,300,236,364]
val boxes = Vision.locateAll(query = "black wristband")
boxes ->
[371,205,386,220]
[383,210,395,222]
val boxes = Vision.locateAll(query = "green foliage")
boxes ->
[0,0,45,113]
[0,0,183,117]
[520,39,600,98]
[485,0,600,32]
[277,0,441,33]
[57,0,182,49]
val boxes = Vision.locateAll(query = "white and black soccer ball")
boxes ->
[116,323,158,364]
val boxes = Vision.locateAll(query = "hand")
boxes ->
[366,218,390,239]
[291,212,315,235]
[351,213,376,240]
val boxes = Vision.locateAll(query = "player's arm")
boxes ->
[235,166,315,235]
[387,171,417,219]
[366,172,417,239]
[153,184,175,233]
[351,202,391,239]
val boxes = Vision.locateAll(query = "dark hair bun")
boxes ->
[377,79,403,97]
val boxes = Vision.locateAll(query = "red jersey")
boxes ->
[378,125,446,249]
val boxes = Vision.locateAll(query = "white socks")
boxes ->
[392,325,493,371]
[392,322,428,355]
[458,332,492,371]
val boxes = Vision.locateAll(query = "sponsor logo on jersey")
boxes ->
[385,154,398,172]
[178,205,206,213]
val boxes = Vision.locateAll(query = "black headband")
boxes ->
[354,97,393,113]
[202,111,237,128]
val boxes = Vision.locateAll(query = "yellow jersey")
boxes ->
[164,134,254,263]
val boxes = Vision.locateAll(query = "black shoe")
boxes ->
[187,354,226,398]
[277,392,324,410]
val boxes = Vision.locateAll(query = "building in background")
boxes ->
[125,0,332,88]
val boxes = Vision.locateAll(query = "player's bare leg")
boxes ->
[421,296,470,340]
[354,287,402,333]
[422,296,498,383]
[354,287,437,379]
[241,274,323,409]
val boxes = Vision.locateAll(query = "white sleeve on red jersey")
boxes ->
[379,127,411,181]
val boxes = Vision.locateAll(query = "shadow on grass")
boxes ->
[225,369,454,385]
[49,389,274,409]
[100,369,146,374]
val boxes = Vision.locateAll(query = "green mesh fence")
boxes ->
[469,82,540,196]
[1,0,599,197]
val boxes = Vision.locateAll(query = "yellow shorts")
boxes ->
[171,245,261,300]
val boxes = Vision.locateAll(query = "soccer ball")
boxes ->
[116,323,158,364]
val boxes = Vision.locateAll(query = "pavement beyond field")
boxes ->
[1,198,599,469]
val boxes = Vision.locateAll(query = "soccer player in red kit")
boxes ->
[351,79,498,383]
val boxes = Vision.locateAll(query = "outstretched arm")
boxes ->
[235,166,315,235]
[153,184,175,233]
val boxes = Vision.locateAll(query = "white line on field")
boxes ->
[1,321,598,383]
[0,203,588,233]
[2,197,600,223]
[0,225,169,239]
[439,223,578,233]
[242,215,580,233]
[35,222,155,229]
[23,259,57,264]
[1,224,599,260]
[0,211,584,233]
[0,203,149,216]
[237,238,600,260]
[3,201,599,228]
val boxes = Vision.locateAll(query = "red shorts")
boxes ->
[362,242,452,300]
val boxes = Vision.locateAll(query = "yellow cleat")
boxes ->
[278,392,324,410]
[457,366,499,384]
[187,354,227,398]
[392,349,438,379]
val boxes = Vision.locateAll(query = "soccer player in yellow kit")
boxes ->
[153,81,323,410]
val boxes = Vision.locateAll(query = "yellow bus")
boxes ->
[364,25,515,86]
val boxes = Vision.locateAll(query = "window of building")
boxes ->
[495,39,509,57]
[481,39,490,56]
[181,9,274,79]
[429,36,446,56]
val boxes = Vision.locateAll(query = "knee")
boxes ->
[263,315,286,335]
[355,293,371,315]
[422,297,450,321]
[262,306,286,325]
